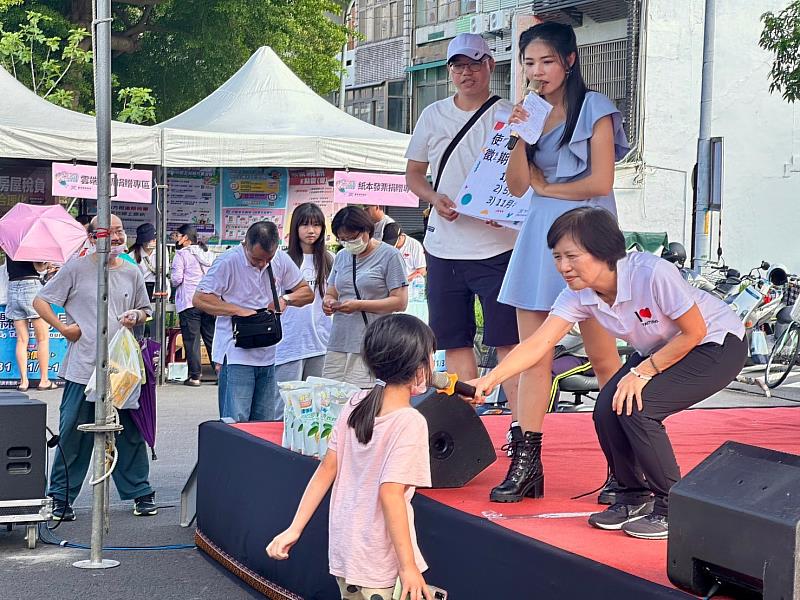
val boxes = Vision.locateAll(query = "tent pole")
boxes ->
[73,0,119,570]
[156,166,167,385]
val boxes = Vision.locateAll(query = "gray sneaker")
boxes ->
[588,501,654,530]
[622,512,669,540]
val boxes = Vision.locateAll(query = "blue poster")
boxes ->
[0,304,68,386]
[220,168,289,244]
[221,167,288,210]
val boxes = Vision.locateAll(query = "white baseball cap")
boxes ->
[446,33,492,63]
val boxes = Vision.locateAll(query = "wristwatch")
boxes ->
[281,294,291,307]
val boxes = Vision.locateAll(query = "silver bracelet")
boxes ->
[630,367,653,381]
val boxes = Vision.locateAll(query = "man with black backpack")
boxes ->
[405,33,519,407]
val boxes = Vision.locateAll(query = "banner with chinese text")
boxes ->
[333,171,418,207]
[52,162,153,204]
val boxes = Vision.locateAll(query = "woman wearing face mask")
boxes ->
[322,207,409,388]
[128,223,158,301]
[490,22,630,503]
[170,224,216,386]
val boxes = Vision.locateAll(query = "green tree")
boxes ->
[114,0,350,119]
[760,1,800,102]
[0,9,158,123]
[0,10,92,108]
[1,0,350,120]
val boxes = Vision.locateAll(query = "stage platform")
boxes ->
[196,406,800,599]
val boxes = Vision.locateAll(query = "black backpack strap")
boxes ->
[351,254,369,328]
[266,263,282,315]
[433,94,501,192]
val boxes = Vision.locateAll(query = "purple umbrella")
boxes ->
[131,338,160,460]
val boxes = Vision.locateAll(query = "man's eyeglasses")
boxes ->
[449,58,488,74]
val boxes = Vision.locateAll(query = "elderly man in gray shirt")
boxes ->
[33,214,156,522]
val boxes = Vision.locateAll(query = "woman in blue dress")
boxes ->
[490,22,630,502]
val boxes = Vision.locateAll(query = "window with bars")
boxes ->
[578,38,634,141]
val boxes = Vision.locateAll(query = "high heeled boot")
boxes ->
[490,431,544,503]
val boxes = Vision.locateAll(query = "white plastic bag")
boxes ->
[85,328,144,410]
[0,262,8,305]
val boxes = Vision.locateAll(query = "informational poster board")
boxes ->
[0,165,52,216]
[114,201,157,234]
[220,168,288,243]
[0,304,68,386]
[166,168,219,238]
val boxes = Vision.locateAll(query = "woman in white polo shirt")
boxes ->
[472,207,746,540]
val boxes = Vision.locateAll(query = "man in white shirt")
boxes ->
[405,33,519,408]
[194,221,314,421]
[382,222,426,281]
[363,205,395,242]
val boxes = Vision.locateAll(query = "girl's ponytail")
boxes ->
[347,382,386,444]
[347,315,436,445]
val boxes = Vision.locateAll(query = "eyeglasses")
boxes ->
[449,58,488,74]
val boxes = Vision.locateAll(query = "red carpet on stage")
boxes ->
[235,406,800,593]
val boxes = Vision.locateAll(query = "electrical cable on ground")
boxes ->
[38,523,194,551]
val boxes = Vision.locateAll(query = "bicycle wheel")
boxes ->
[765,323,800,389]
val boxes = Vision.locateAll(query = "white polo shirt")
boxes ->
[550,251,745,356]
[197,245,303,366]
[397,235,426,276]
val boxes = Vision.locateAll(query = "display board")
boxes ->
[220,167,288,243]
[166,168,219,237]
[0,304,68,386]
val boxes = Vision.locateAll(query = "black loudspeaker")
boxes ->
[668,441,800,600]
[0,392,47,501]
[411,390,496,488]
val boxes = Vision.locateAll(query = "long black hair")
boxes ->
[348,314,436,444]
[519,22,588,151]
[286,203,332,298]
[177,223,208,251]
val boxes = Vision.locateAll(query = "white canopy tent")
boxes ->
[158,47,411,172]
[0,66,161,165]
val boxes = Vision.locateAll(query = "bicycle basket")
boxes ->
[788,279,800,323]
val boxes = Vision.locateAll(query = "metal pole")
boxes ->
[338,0,355,110]
[155,167,168,385]
[692,0,715,269]
[74,0,119,570]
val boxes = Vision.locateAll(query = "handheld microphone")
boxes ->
[507,80,542,150]
[431,371,476,399]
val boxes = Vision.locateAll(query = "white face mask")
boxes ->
[109,234,128,257]
[342,236,368,256]
[410,367,429,396]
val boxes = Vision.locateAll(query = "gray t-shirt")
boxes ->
[37,255,152,385]
[327,243,407,353]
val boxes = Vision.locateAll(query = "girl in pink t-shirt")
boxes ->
[267,314,436,600]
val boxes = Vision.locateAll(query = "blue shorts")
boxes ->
[6,279,42,321]
[426,251,519,350]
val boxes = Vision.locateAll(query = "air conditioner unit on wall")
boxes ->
[488,9,510,32]
[469,14,488,34]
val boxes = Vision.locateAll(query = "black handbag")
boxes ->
[231,263,283,349]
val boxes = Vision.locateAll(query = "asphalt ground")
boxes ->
[1,374,798,600]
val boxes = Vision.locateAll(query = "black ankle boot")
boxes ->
[490,431,544,503]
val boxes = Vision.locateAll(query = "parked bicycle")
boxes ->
[764,276,800,389]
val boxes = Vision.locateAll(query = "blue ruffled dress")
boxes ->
[498,92,630,311]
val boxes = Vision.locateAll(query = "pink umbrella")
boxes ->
[0,203,87,263]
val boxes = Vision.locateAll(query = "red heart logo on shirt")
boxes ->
[494,121,505,131]
[639,308,652,319]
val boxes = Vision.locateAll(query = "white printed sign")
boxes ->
[454,124,531,225]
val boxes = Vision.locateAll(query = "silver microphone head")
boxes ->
[527,80,542,94]
[431,371,450,390]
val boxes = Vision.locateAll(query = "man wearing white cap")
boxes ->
[405,33,519,407]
